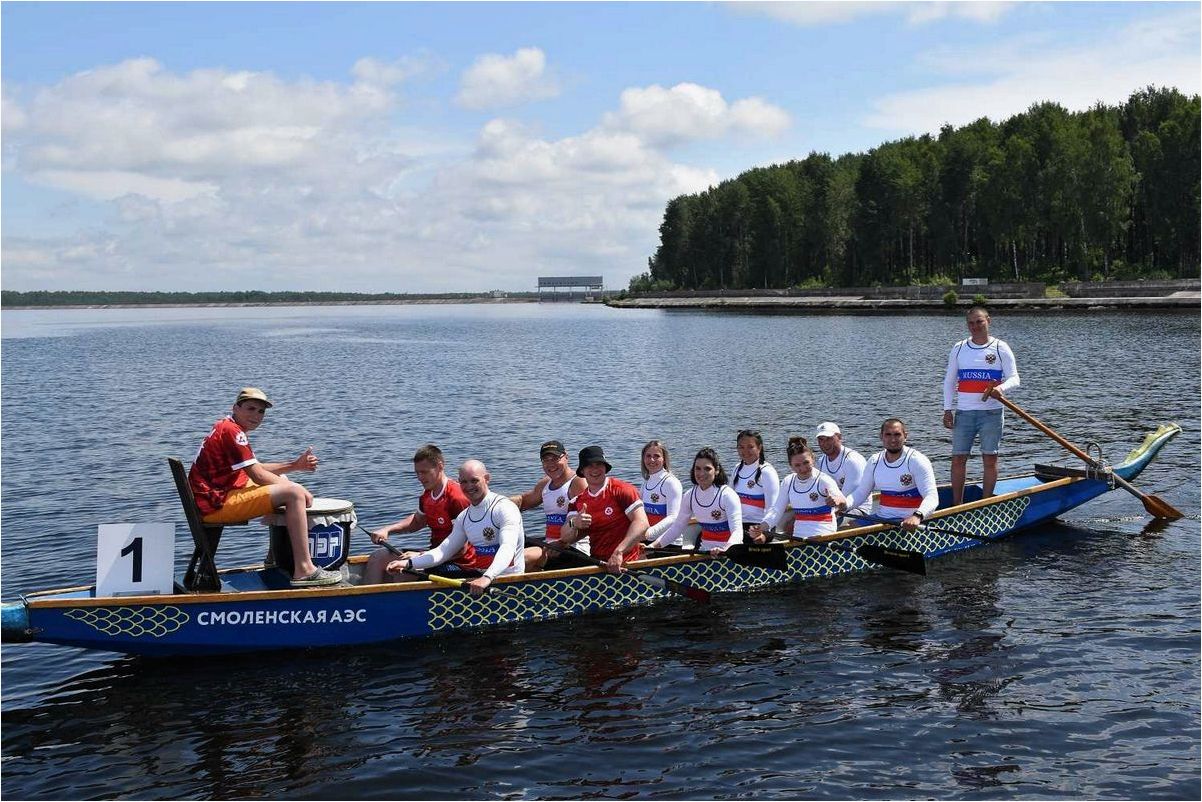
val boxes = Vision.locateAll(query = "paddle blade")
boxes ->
[632,571,710,603]
[664,578,711,604]
[1141,493,1184,521]
[839,542,927,576]
[724,543,788,571]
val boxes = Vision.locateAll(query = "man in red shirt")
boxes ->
[188,387,338,587]
[362,443,473,584]
[561,445,649,572]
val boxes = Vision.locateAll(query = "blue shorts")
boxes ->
[952,408,1004,455]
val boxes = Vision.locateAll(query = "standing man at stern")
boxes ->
[189,387,340,587]
[943,306,1021,505]
[560,446,649,573]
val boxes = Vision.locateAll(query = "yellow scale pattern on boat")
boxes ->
[428,572,662,631]
[65,606,190,638]
[425,495,1031,631]
[49,498,1032,638]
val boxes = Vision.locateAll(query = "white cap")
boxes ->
[815,421,841,438]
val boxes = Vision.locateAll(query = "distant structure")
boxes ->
[537,276,604,302]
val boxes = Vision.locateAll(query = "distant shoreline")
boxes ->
[4,295,1197,313]
[1,297,544,311]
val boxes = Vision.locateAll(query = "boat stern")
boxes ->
[1,600,33,643]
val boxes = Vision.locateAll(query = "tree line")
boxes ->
[1,290,534,307]
[638,87,1199,292]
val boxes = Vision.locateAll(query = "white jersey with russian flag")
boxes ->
[763,471,842,538]
[650,484,743,552]
[816,445,867,498]
[543,476,588,553]
[411,491,525,579]
[943,337,1020,412]
[641,469,684,544]
[845,447,939,522]
[730,461,779,525]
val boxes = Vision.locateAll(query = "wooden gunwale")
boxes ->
[23,473,1085,611]
[805,475,1076,543]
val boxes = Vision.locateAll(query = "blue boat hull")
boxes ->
[2,425,1181,657]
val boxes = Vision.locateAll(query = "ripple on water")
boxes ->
[1,306,1198,799]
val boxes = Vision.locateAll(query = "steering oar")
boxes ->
[994,395,1182,520]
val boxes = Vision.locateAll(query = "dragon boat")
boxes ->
[0,423,1181,657]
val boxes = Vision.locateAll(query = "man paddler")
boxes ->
[943,305,1020,505]
[387,460,525,596]
[835,418,938,533]
[512,440,588,570]
[189,387,340,587]
[815,421,868,523]
[559,446,649,572]
[362,443,472,584]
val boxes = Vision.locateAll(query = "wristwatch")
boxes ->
[912,511,925,521]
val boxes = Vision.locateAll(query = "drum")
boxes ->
[265,497,355,573]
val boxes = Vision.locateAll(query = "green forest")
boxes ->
[637,87,1200,292]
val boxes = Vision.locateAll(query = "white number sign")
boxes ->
[96,523,175,597]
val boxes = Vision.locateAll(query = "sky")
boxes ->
[1,1,1198,294]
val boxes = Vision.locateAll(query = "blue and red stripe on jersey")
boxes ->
[736,492,766,508]
[880,487,922,510]
[545,511,566,540]
[644,502,667,524]
[699,520,733,545]
[794,505,834,523]
[957,367,1003,394]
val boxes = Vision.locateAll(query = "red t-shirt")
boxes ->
[189,417,256,516]
[417,478,478,569]
[419,479,470,547]
[568,477,645,561]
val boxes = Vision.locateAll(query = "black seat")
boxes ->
[168,457,247,592]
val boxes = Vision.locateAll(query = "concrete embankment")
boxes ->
[608,294,1200,314]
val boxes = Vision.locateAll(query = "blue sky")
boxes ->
[2,1,1198,293]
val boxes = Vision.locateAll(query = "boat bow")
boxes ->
[1113,423,1181,481]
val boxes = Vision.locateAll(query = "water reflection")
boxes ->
[2,306,1198,799]
[2,652,384,799]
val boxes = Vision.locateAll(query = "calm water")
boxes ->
[1,303,1199,800]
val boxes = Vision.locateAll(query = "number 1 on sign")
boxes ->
[120,537,143,583]
[96,524,174,597]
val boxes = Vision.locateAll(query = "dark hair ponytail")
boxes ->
[787,436,814,461]
[737,428,765,484]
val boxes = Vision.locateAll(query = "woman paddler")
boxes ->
[648,447,742,555]
[730,429,780,543]
[752,437,847,542]
[638,440,684,547]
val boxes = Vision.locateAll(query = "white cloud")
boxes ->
[11,57,395,186]
[30,169,218,202]
[732,1,1014,27]
[351,54,435,87]
[604,82,790,146]
[2,86,27,130]
[2,58,744,293]
[863,7,1201,133]
[455,47,559,110]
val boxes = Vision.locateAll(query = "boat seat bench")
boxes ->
[168,457,251,593]
[1034,462,1108,481]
